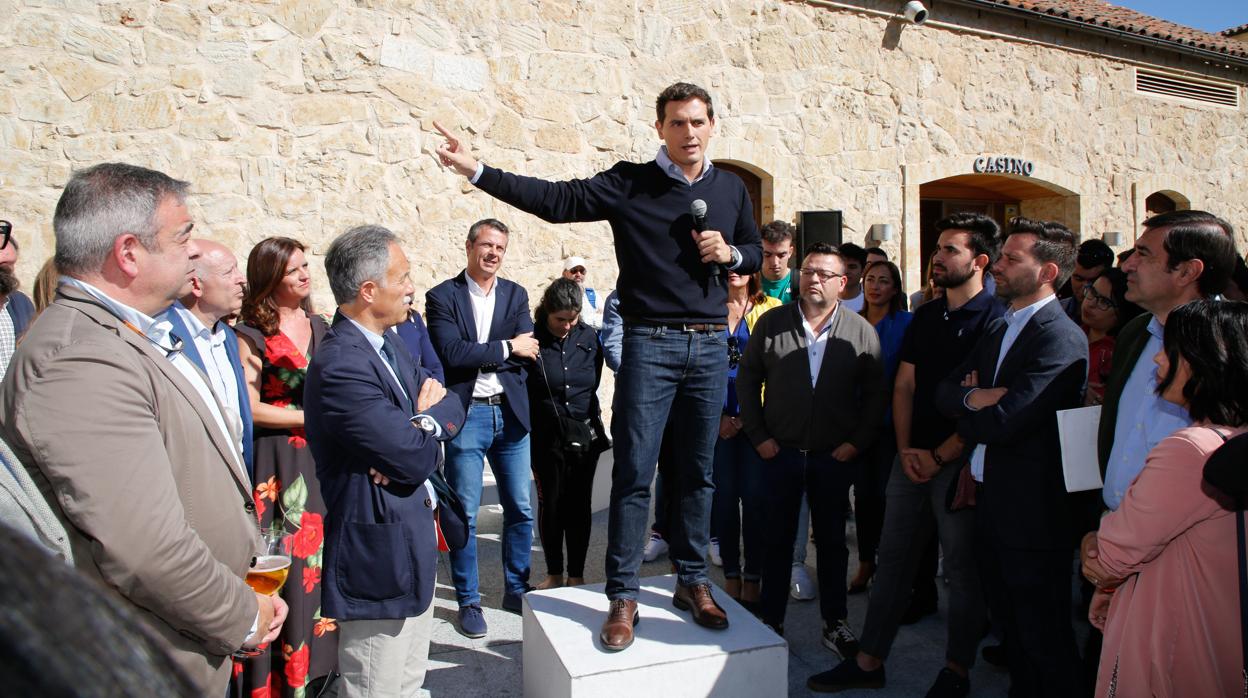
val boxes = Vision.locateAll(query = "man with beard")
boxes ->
[936,217,1087,697]
[809,212,1003,696]
[0,224,36,379]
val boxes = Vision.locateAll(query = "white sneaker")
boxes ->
[709,538,723,567]
[790,563,817,600]
[643,532,669,562]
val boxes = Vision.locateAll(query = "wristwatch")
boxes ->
[412,415,438,434]
[504,339,513,354]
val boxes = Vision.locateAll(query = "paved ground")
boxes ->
[414,462,1020,697]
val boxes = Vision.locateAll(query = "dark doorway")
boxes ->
[715,161,762,230]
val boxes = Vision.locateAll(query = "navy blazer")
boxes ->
[304,313,464,621]
[935,299,1088,551]
[395,310,445,384]
[164,304,255,474]
[425,271,534,432]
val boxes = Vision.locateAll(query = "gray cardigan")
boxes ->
[737,302,887,454]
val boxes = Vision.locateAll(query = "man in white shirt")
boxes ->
[166,239,253,474]
[425,218,539,639]
[838,243,868,313]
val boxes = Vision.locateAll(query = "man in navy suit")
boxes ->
[165,239,255,474]
[425,218,538,638]
[304,225,463,698]
[935,218,1088,698]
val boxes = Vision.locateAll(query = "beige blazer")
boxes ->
[0,285,260,694]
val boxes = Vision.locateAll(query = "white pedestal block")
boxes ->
[522,574,787,698]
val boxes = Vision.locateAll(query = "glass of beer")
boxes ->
[234,528,293,659]
[245,529,292,596]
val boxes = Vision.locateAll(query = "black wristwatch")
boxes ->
[504,339,513,354]
[931,449,945,467]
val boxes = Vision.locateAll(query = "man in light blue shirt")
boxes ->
[1096,211,1239,512]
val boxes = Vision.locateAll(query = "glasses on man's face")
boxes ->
[798,267,843,282]
[0,221,11,251]
[1080,284,1117,311]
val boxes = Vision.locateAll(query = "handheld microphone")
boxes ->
[691,199,722,287]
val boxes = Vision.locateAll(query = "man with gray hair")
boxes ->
[0,162,285,694]
[305,225,463,698]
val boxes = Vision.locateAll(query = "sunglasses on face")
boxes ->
[0,221,10,250]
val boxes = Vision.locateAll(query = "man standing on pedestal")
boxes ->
[435,81,762,650]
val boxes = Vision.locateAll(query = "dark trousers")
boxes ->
[853,437,895,563]
[977,512,1080,697]
[760,447,858,627]
[711,431,765,580]
[531,425,600,578]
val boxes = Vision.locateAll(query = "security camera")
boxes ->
[903,1,929,24]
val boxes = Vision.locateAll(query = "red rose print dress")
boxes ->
[233,315,337,698]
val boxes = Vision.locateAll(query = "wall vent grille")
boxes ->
[1135,68,1240,108]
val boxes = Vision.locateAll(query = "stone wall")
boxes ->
[1,0,1245,310]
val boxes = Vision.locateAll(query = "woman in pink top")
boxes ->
[1081,300,1248,697]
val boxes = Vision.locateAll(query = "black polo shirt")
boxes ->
[899,287,1005,450]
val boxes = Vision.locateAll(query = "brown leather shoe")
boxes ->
[600,598,639,651]
[673,582,729,629]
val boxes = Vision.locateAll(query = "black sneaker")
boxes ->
[807,657,886,693]
[821,619,860,660]
[925,668,970,698]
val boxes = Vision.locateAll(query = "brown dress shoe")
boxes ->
[600,598,639,651]
[673,582,729,629]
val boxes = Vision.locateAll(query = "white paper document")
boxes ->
[1058,405,1103,492]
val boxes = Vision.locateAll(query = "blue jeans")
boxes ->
[760,447,859,627]
[711,431,765,580]
[444,403,533,606]
[605,325,727,600]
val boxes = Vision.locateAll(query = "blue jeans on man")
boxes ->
[605,325,727,599]
[444,403,533,606]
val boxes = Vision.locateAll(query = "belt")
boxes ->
[471,395,504,406]
[625,318,727,332]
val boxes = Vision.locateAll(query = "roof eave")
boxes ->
[943,0,1248,71]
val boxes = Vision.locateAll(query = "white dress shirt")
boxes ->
[969,294,1057,482]
[171,304,245,458]
[467,275,509,399]
[800,303,839,388]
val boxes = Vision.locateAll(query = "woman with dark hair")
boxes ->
[1082,300,1248,697]
[233,238,337,696]
[849,261,914,593]
[528,277,605,590]
[711,270,781,604]
[1081,268,1144,404]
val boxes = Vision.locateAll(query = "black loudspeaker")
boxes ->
[797,211,843,262]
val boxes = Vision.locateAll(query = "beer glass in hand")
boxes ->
[235,529,292,658]
[246,530,292,596]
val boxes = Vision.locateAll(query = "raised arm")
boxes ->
[434,121,622,224]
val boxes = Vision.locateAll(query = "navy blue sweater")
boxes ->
[475,161,762,324]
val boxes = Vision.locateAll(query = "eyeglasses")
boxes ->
[0,221,10,250]
[1080,285,1117,311]
[798,268,843,282]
